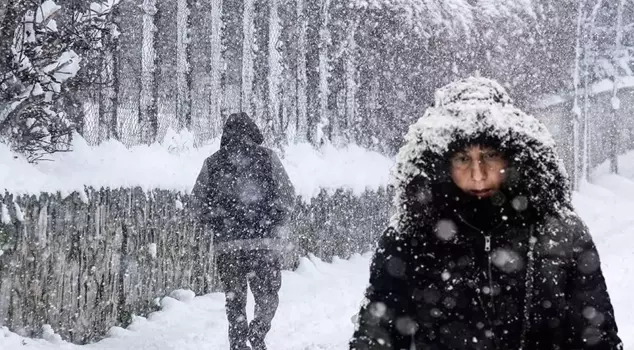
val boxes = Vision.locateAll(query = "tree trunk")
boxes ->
[140,0,159,144]
[222,0,243,114]
[242,0,255,116]
[268,0,281,143]
[116,0,144,146]
[177,0,191,130]
[99,8,120,146]
[155,0,179,139]
[99,49,117,143]
[209,0,223,138]
[189,0,212,143]
[254,0,270,139]
[609,94,620,174]
[609,0,625,174]
[571,0,585,190]
[582,48,590,181]
[316,0,331,145]
[111,37,120,141]
[295,0,308,143]
[344,19,358,144]
[305,0,321,145]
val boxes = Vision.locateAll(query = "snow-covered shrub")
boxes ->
[161,127,196,154]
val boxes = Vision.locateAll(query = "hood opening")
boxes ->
[391,77,572,233]
[403,131,534,227]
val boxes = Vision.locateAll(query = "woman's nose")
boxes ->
[470,161,487,182]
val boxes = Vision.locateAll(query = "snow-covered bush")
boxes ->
[161,127,196,154]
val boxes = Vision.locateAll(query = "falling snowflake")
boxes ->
[436,220,458,241]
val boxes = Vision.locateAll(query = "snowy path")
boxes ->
[4,175,634,349]
[97,253,371,350]
[3,254,371,350]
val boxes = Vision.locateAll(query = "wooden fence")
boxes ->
[0,186,392,344]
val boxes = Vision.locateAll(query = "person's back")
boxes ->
[193,112,295,350]
[205,140,278,240]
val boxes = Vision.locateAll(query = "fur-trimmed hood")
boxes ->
[390,77,572,231]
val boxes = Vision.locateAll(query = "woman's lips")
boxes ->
[468,189,494,197]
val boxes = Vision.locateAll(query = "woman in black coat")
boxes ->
[350,78,622,350]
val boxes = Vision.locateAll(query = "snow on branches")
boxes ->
[0,0,119,162]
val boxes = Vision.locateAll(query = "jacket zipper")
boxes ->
[456,214,501,346]
[484,235,496,314]
[474,234,499,349]
[457,215,537,349]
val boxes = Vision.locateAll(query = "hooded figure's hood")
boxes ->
[391,77,572,232]
[220,112,265,148]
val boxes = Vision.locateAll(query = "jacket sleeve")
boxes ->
[191,158,209,216]
[350,228,414,350]
[565,216,623,350]
[268,150,296,224]
[191,158,223,230]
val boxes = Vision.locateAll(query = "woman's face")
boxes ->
[450,145,508,198]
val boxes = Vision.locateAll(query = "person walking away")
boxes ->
[193,112,295,350]
[350,77,622,350]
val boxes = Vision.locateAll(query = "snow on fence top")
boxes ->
[0,129,393,199]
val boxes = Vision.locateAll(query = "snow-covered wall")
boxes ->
[0,129,393,199]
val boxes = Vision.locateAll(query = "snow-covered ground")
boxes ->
[3,169,634,349]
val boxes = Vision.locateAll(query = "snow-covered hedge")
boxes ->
[0,131,393,199]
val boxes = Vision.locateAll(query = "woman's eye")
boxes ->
[452,155,470,165]
[483,152,501,161]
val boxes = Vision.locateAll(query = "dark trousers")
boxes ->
[217,249,282,350]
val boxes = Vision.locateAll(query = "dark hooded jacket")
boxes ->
[350,78,622,350]
[192,113,295,248]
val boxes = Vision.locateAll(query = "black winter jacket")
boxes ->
[192,113,295,245]
[350,208,621,350]
[350,78,622,350]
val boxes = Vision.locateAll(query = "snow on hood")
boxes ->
[391,77,572,230]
